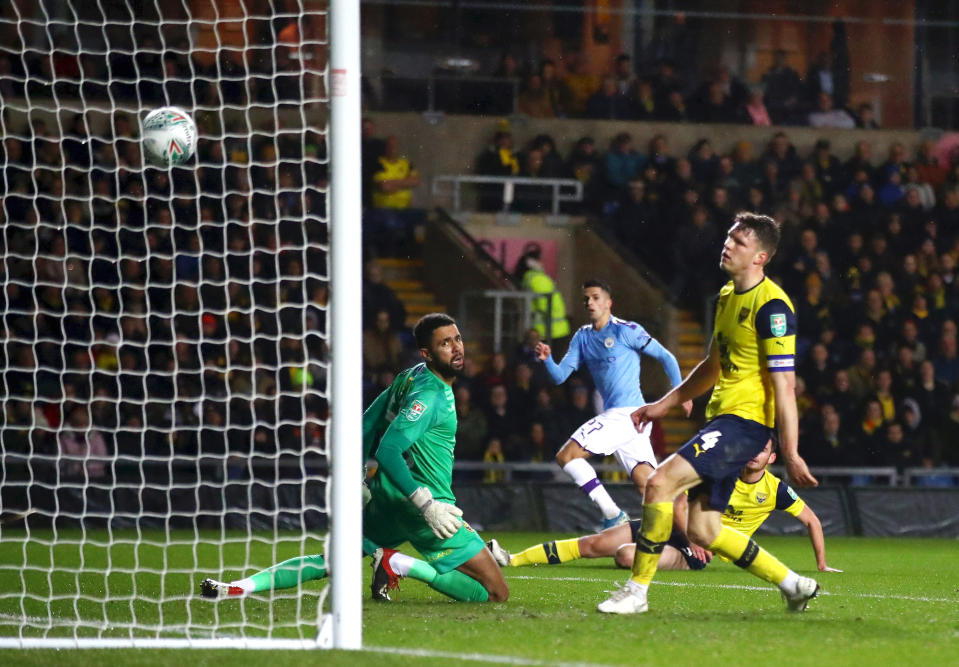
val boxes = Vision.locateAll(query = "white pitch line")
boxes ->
[508,575,957,604]
[0,613,109,630]
[0,622,612,666]
[365,645,616,667]
[0,614,217,638]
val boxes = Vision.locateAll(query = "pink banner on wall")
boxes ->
[474,237,559,278]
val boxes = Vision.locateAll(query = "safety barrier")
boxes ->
[432,174,583,215]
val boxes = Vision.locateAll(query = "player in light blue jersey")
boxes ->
[537,279,693,528]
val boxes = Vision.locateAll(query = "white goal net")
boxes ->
[0,0,361,649]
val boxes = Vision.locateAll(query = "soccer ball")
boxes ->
[141,107,197,166]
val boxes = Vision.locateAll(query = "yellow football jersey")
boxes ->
[372,156,417,209]
[705,277,796,427]
[720,469,805,538]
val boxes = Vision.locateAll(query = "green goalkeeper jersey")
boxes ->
[363,362,458,503]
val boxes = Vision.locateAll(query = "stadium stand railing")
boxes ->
[457,289,542,352]
[902,467,959,486]
[430,207,517,287]
[432,174,583,214]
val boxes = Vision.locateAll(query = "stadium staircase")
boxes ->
[659,309,707,452]
[374,257,447,330]
[375,211,703,451]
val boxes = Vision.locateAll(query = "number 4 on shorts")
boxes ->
[692,430,721,457]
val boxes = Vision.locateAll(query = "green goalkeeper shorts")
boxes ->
[363,488,485,574]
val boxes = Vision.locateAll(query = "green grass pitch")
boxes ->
[0,531,957,666]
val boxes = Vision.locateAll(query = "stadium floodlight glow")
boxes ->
[0,0,362,650]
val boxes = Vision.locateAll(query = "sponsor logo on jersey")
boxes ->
[406,400,428,421]
[770,313,787,337]
[738,307,750,323]
[786,485,798,501]
[756,492,768,504]
[604,336,615,348]
[724,505,743,521]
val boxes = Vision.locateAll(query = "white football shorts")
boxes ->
[569,406,657,474]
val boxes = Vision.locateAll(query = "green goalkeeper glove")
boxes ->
[409,486,463,539]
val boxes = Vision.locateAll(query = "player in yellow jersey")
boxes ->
[488,494,711,572]
[488,438,841,573]
[598,212,821,614]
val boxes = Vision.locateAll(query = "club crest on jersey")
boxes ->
[604,336,615,348]
[770,313,787,337]
[738,307,750,323]
[755,492,768,504]
[406,400,428,421]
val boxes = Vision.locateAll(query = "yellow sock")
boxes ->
[708,526,789,585]
[509,539,581,567]
[629,501,673,586]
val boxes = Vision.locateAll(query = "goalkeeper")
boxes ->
[202,314,507,603]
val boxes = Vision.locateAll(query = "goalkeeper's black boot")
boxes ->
[370,548,400,601]
[679,546,709,571]
[200,578,245,600]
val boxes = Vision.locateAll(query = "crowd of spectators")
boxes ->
[496,43,872,131]
[6,115,959,485]
[2,5,957,486]
[1,107,330,482]
[0,5,325,111]
[364,14,877,132]
[469,125,959,481]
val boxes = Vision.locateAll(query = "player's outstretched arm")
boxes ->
[536,337,580,385]
[534,341,551,361]
[769,370,818,488]
[640,338,694,418]
[796,505,841,572]
[632,340,720,429]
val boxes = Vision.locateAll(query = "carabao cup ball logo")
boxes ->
[770,313,787,337]
[142,107,197,166]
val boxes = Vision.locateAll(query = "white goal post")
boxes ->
[328,0,363,651]
[0,0,362,650]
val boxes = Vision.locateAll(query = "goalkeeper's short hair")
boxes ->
[414,313,457,349]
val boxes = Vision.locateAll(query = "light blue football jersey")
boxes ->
[544,316,681,409]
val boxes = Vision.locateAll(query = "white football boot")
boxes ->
[597,581,648,614]
[486,539,511,568]
[782,575,820,612]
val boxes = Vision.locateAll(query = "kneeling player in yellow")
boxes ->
[598,213,820,614]
[491,438,839,574]
[489,494,712,571]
